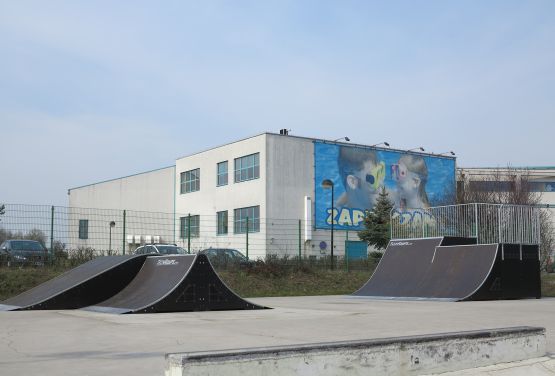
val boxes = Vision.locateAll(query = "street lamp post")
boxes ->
[321,179,335,270]
[109,221,116,254]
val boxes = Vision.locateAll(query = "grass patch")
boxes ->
[0,266,69,301]
[219,269,374,297]
[541,273,555,297]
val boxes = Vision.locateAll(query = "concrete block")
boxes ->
[165,326,545,376]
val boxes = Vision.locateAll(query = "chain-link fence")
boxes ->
[0,204,376,271]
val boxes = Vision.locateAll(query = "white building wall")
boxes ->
[68,166,175,211]
[265,134,313,258]
[67,166,176,253]
[174,134,268,259]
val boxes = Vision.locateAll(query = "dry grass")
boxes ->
[218,269,374,297]
[541,273,555,297]
[2,263,554,302]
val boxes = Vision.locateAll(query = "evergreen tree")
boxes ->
[0,204,4,222]
[358,187,394,250]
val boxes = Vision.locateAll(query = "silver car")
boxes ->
[134,244,188,255]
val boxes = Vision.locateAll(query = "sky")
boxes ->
[1,1,554,206]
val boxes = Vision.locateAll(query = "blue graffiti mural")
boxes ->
[314,142,456,230]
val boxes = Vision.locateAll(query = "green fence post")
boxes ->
[345,229,349,272]
[298,219,302,267]
[122,210,126,255]
[246,217,249,260]
[187,213,191,254]
[50,206,55,263]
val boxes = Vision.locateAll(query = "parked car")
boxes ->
[134,244,188,255]
[198,248,252,267]
[0,239,48,266]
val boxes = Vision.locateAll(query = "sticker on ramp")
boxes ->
[390,241,413,246]
[156,259,179,266]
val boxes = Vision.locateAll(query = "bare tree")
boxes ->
[457,167,554,271]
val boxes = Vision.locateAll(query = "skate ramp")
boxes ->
[84,254,265,314]
[0,254,148,311]
[354,238,540,301]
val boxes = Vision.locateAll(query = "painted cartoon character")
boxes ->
[391,154,430,209]
[336,146,386,210]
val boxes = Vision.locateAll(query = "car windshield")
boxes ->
[156,246,186,255]
[227,249,246,260]
[11,241,44,252]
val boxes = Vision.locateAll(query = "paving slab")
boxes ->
[1,296,555,376]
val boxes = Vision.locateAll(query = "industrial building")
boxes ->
[68,131,457,259]
[68,132,555,261]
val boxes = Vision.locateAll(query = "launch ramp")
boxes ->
[84,254,265,314]
[0,254,148,311]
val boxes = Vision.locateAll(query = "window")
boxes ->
[217,161,228,186]
[180,215,200,238]
[234,206,260,234]
[530,182,555,193]
[78,219,89,239]
[468,180,514,192]
[217,211,228,235]
[234,153,259,183]
[180,168,200,193]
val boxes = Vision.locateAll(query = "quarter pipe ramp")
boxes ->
[83,254,265,313]
[353,237,541,301]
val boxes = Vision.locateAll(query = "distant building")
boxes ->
[68,131,457,258]
[457,166,555,206]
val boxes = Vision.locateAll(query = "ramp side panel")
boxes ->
[353,237,443,297]
[141,254,265,313]
[467,244,541,301]
[85,254,266,314]
[88,255,196,311]
[1,255,147,310]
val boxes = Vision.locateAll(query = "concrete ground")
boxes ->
[1,296,555,376]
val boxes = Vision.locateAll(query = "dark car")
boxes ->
[198,248,251,267]
[0,240,48,266]
[134,244,188,255]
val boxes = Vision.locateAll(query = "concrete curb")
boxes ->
[165,326,546,376]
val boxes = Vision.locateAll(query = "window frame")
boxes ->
[217,210,228,235]
[180,168,200,194]
[217,161,228,187]
[78,219,89,240]
[233,206,260,234]
[234,153,260,183]
[180,215,200,238]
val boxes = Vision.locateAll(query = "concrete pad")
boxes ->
[1,296,555,376]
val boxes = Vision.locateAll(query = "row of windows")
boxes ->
[77,206,260,240]
[179,206,260,238]
[180,153,260,194]
[465,180,555,193]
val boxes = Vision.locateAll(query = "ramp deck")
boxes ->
[0,254,147,311]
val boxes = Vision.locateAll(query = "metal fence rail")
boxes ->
[390,203,541,245]
[0,204,367,268]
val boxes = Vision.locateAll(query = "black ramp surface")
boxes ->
[0,254,148,311]
[84,254,265,314]
[415,244,498,300]
[354,239,540,301]
[353,238,444,298]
